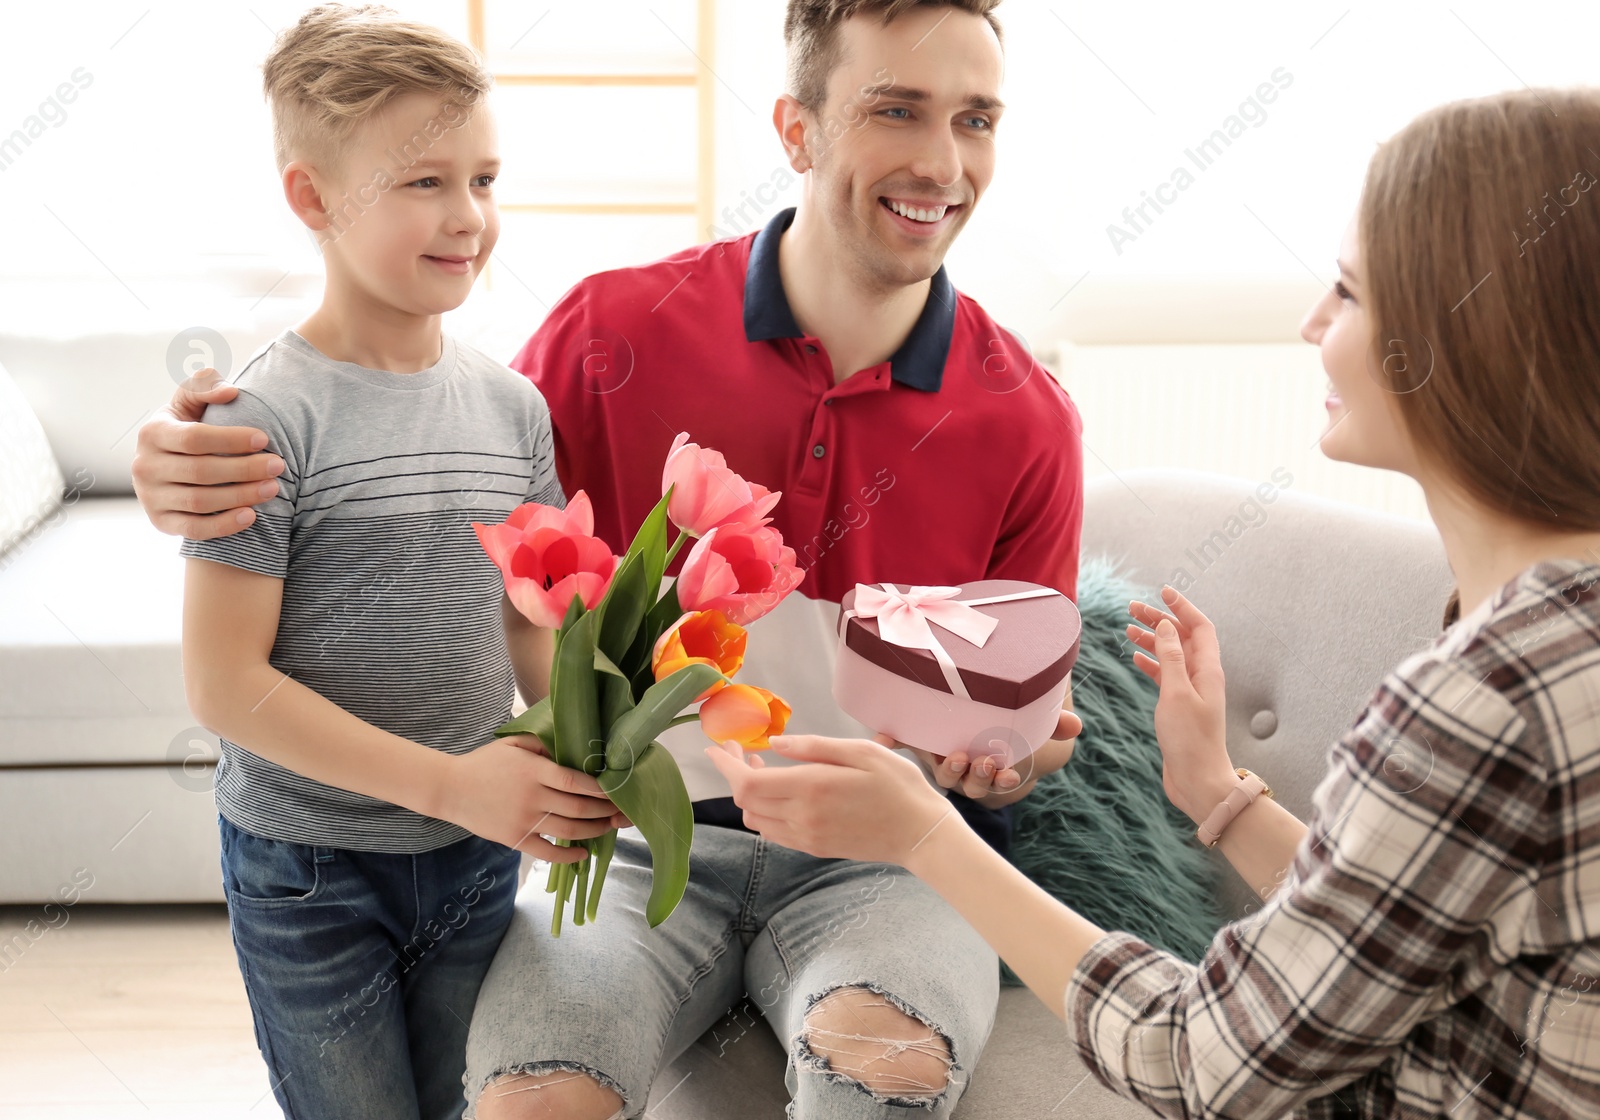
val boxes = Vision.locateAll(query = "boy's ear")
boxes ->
[282,161,333,234]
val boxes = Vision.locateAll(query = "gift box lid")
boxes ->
[837,580,1081,708]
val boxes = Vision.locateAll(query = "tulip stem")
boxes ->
[545,836,571,893]
[663,530,687,569]
[551,867,565,937]
[572,843,590,925]
[587,829,617,922]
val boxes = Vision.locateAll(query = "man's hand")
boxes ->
[132,368,284,539]
[906,703,1081,808]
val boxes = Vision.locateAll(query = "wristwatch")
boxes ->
[1196,768,1274,848]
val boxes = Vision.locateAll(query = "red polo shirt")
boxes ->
[514,206,1081,598]
[510,206,1083,851]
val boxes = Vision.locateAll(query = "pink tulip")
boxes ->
[675,521,803,626]
[473,492,619,628]
[661,432,782,538]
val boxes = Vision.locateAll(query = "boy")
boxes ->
[179,7,624,1118]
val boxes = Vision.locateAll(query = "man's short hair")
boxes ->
[261,3,492,172]
[783,0,1004,110]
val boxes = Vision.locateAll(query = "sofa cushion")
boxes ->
[0,496,196,767]
[0,766,224,904]
[0,360,65,563]
[1005,558,1227,979]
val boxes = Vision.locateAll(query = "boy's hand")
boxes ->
[132,369,284,539]
[435,734,631,861]
[1126,586,1237,825]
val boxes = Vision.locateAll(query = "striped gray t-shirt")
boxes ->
[181,328,564,852]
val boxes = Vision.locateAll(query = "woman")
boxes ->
[706,87,1600,1118]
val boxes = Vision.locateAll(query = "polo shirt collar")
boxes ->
[743,206,955,393]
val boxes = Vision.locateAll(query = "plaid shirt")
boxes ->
[1066,558,1600,1118]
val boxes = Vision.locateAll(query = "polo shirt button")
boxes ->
[804,344,818,354]
[812,443,826,459]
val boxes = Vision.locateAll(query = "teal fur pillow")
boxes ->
[1001,558,1227,986]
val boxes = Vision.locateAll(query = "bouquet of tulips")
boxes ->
[473,434,803,935]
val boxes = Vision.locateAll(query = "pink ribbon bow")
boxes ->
[844,583,1063,701]
[852,584,1001,654]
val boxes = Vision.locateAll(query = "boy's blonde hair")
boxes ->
[262,3,492,172]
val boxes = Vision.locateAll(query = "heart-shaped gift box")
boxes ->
[832,580,1081,769]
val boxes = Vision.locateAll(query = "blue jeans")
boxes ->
[464,825,999,1118]
[219,814,521,1120]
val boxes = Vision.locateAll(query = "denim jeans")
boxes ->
[463,825,999,1119]
[218,814,521,1120]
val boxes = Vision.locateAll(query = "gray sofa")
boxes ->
[0,442,1454,1115]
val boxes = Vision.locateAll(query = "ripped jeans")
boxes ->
[463,826,999,1119]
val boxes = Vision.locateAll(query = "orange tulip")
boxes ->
[699,684,790,751]
[652,610,747,701]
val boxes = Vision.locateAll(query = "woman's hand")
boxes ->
[1126,586,1239,825]
[704,735,956,866]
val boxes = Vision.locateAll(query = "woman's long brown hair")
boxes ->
[1361,88,1600,530]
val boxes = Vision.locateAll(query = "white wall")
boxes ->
[1,1,1593,515]
[6,1,1596,315]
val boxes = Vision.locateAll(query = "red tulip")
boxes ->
[675,522,803,626]
[473,492,619,629]
[661,432,781,538]
[699,684,790,751]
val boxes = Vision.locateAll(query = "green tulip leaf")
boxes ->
[597,741,692,927]
[495,695,553,742]
[605,662,722,771]
[553,611,604,775]
[630,581,686,696]
[593,647,628,680]
[595,551,647,665]
[600,671,635,737]
[626,486,674,593]
[558,593,586,636]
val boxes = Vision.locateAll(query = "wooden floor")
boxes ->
[0,904,286,1119]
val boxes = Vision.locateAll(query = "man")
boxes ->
[135,3,1082,1115]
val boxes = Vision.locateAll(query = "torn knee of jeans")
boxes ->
[473,1061,628,1120]
[792,984,958,1106]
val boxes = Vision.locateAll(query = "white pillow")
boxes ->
[0,362,65,563]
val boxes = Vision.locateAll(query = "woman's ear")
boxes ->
[772,95,813,174]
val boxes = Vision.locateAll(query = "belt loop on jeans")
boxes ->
[313,847,335,863]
